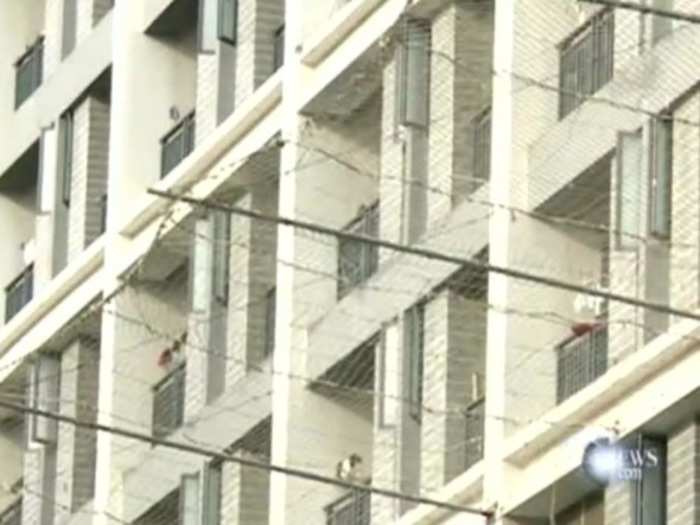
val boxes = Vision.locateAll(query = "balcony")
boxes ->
[0,497,21,525]
[273,24,285,72]
[5,265,33,323]
[464,397,485,471]
[472,107,491,184]
[556,323,608,404]
[337,202,379,299]
[324,490,370,525]
[160,112,195,178]
[152,362,186,439]
[14,37,43,109]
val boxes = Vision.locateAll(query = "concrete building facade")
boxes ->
[0,0,699,524]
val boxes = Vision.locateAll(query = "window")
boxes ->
[632,435,666,525]
[337,202,379,299]
[212,210,231,304]
[180,473,200,525]
[14,38,43,109]
[202,462,222,525]
[395,18,431,128]
[5,265,33,323]
[218,0,238,45]
[616,130,643,249]
[559,9,614,119]
[60,111,74,206]
[62,0,77,58]
[99,194,108,234]
[161,113,195,178]
[273,25,285,72]
[264,287,276,358]
[405,303,425,422]
[473,107,492,183]
[649,117,672,237]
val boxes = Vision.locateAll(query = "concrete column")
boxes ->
[421,291,486,490]
[670,93,700,316]
[195,43,236,146]
[21,447,43,525]
[43,0,63,78]
[667,419,700,525]
[220,452,270,525]
[67,95,110,264]
[226,185,278,388]
[379,54,404,264]
[427,2,493,223]
[234,0,285,109]
[55,337,100,521]
[35,126,59,290]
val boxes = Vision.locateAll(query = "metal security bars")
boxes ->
[556,324,608,403]
[152,363,186,439]
[472,107,492,184]
[161,112,195,178]
[273,25,285,72]
[264,287,276,358]
[464,397,485,471]
[558,9,614,119]
[14,38,43,109]
[337,202,379,299]
[5,265,33,323]
[99,194,108,234]
[324,490,370,525]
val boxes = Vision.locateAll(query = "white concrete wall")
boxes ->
[0,420,25,511]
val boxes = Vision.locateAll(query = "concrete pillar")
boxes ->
[55,337,100,521]
[667,419,700,525]
[195,41,236,146]
[234,0,285,109]
[421,291,486,490]
[220,452,270,525]
[605,478,634,525]
[35,126,59,290]
[227,186,278,388]
[378,54,404,264]
[427,2,493,223]
[43,0,63,79]
[67,95,110,264]
[670,93,700,316]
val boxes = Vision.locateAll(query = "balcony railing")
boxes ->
[464,397,485,471]
[5,265,33,323]
[473,107,491,184]
[324,490,370,525]
[161,112,195,178]
[99,194,108,234]
[337,202,379,299]
[152,362,186,439]
[273,25,285,72]
[556,324,608,404]
[14,37,43,109]
[0,497,22,525]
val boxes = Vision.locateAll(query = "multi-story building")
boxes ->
[0,0,698,524]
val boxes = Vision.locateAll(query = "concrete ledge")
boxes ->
[122,361,273,523]
[0,238,105,382]
[120,75,282,238]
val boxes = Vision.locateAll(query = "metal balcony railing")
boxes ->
[5,265,33,323]
[324,490,370,525]
[0,497,22,525]
[464,397,485,471]
[556,324,608,404]
[337,202,379,299]
[473,107,491,184]
[273,25,285,72]
[15,37,43,109]
[161,112,195,178]
[152,362,186,439]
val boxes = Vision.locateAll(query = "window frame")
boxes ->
[211,210,231,305]
[217,0,238,45]
[60,110,75,207]
[405,302,425,423]
[395,17,431,130]
[161,112,196,178]
[648,116,673,238]
[179,472,201,525]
